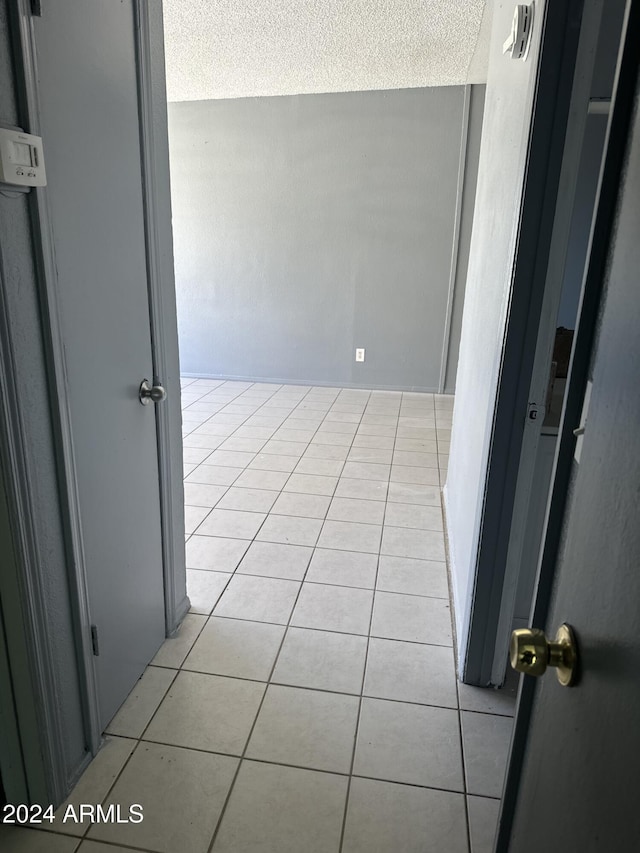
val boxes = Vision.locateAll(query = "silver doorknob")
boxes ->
[139,379,167,405]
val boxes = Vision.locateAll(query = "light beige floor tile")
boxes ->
[249,453,298,473]
[327,497,385,525]
[283,473,338,496]
[342,777,468,853]
[325,410,361,423]
[151,613,207,668]
[384,502,443,531]
[364,638,457,707]
[212,761,347,853]
[259,439,305,456]
[217,437,267,453]
[186,569,231,615]
[79,841,142,853]
[315,421,357,435]
[334,478,388,501]
[355,423,396,437]
[233,468,290,491]
[236,540,313,580]
[40,736,136,836]
[183,482,228,508]
[215,487,277,513]
[105,667,176,738]
[270,492,331,519]
[256,514,323,546]
[390,465,440,486]
[381,526,446,561]
[354,698,464,790]
[467,796,501,853]
[461,711,513,798]
[186,534,249,571]
[182,434,226,451]
[184,616,285,680]
[89,742,237,853]
[394,438,439,453]
[306,548,378,589]
[310,430,353,446]
[185,464,243,486]
[457,674,518,717]
[376,556,449,598]
[351,434,395,450]
[386,481,441,506]
[303,443,348,461]
[214,574,301,624]
[347,447,393,464]
[0,827,79,852]
[274,428,317,443]
[392,450,439,468]
[184,505,211,533]
[272,627,367,693]
[234,425,277,440]
[206,449,256,468]
[317,520,382,554]
[196,508,266,540]
[246,685,359,773]
[145,671,264,755]
[371,592,452,645]
[294,457,345,477]
[291,583,373,635]
[341,461,391,481]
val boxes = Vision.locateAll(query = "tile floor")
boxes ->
[0,379,517,853]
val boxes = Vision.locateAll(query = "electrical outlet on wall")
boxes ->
[355,348,365,363]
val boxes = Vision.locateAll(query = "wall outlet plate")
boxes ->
[355,348,365,363]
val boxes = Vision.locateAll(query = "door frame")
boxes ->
[462,0,587,685]
[497,1,639,845]
[2,0,186,794]
[489,0,620,686]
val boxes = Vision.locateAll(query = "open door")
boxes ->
[498,2,640,847]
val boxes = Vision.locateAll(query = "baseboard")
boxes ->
[180,371,453,395]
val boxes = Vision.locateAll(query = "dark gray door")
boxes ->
[501,25,640,850]
[33,1,165,728]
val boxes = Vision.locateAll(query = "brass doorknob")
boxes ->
[510,623,578,687]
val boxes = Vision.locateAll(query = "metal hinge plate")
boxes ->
[91,625,100,656]
[30,0,43,16]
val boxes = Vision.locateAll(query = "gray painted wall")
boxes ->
[444,0,546,655]
[168,86,484,390]
[444,85,486,392]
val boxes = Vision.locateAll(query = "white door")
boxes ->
[34,0,167,729]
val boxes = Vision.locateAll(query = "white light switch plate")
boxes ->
[355,348,365,363]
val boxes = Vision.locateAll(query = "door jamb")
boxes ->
[462,0,586,685]
[496,1,640,846]
[133,1,189,636]
[489,0,615,686]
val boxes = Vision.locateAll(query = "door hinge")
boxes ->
[90,625,100,656]
[30,0,43,16]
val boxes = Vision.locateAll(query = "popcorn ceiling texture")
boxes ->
[163,0,492,102]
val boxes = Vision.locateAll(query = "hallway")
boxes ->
[0,379,514,853]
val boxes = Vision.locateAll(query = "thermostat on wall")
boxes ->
[0,127,47,187]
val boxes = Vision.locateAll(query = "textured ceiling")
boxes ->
[163,0,493,102]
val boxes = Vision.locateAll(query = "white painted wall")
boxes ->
[444,0,546,661]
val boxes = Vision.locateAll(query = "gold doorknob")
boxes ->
[510,623,578,686]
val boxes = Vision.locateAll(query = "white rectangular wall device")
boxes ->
[0,127,47,187]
